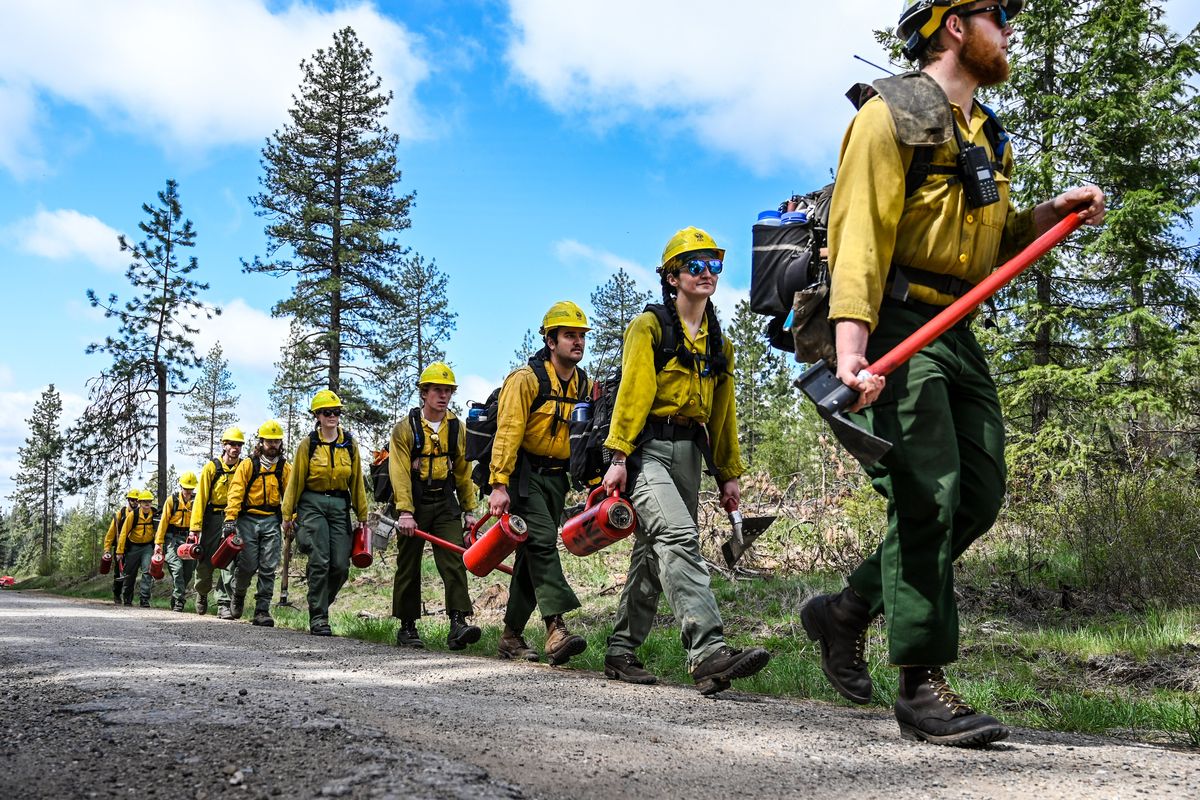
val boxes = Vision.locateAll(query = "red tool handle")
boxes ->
[413,527,514,576]
[865,211,1084,378]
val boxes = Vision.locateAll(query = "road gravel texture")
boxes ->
[1,591,1196,799]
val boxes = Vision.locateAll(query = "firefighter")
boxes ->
[102,488,140,604]
[117,489,158,607]
[488,301,590,665]
[281,390,370,637]
[224,420,291,627]
[600,227,770,695]
[388,362,481,650]
[190,427,246,618]
[157,472,198,612]
[801,0,1105,746]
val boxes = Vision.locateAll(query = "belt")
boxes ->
[881,295,973,329]
[645,415,705,442]
[316,489,351,499]
[168,526,189,536]
[647,414,698,429]
[524,453,569,474]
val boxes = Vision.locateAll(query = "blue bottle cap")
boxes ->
[757,210,782,221]
[781,211,808,225]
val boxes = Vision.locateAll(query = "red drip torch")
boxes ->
[209,532,244,569]
[462,514,528,577]
[351,522,373,568]
[561,487,637,557]
[149,552,165,580]
[99,552,113,575]
[409,527,514,576]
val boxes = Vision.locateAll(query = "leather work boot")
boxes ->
[894,667,1009,747]
[230,594,246,620]
[395,620,425,649]
[196,597,208,615]
[691,645,771,696]
[171,599,185,613]
[497,626,539,662]
[252,605,274,627]
[543,614,587,666]
[604,653,657,685]
[139,598,151,608]
[217,603,234,621]
[800,586,875,705]
[446,611,481,651]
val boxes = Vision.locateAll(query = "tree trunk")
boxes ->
[157,362,168,500]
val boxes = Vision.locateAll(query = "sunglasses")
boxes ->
[677,258,724,277]
[317,408,342,417]
[956,4,1008,29]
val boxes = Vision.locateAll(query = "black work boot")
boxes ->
[217,603,234,621]
[691,645,770,696]
[196,597,208,615]
[800,586,875,704]
[230,594,246,620]
[446,611,481,651]
[139,597,151,608]
[894,666,1009,747]
[544,615,587,666]
[310,616,332,636]
[395,620,425,649]
[604,653,657,685]
[252,603,274,627]
[171,598,185,612]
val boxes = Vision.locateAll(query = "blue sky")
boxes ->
[2,0,1198,500]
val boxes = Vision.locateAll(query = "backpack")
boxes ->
[568,304,677,489]
[371,410,461,503]
[751,72,1009,363]
[467,354,590,493]
[243,458,286,513]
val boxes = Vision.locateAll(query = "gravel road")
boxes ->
[1,591,1196,799]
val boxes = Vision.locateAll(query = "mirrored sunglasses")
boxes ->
[679,258,723,277]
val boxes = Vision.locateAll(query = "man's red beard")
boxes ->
[961,21,1010,86]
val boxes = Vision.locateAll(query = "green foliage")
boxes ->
[269,318,325,452]
[585,268,653,378]
[11,384,65,569]
[177,343,240,463]
[55,506,107,577]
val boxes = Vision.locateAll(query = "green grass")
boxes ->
[13,549,1200,748]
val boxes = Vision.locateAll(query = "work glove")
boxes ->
[222,520,237,536]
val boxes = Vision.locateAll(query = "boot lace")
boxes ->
[853,627,868,667]
[926,668,975,716]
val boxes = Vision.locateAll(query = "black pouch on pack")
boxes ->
[750,221,819,318]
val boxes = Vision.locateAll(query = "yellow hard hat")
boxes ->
[178,471,199,490]
[539,300,591,335]
[220,426,246,444]
[660,227,725,272]
[310,389,343,412]
[257,420,285,440]
[126,488,141,499]
[137,489,154,501]
[897,0,1022,60]
[418,362,457,387]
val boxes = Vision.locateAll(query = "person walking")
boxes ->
[801,0,1105,746]
[117,489,158,607]
[102,489,140,604]
[190,427,246,618]
[488,301,590,665]
[389,362,482,651]
[601,227,770,695]
[157,472,198,612]
[281,390,370,637]
[225,421,291,627]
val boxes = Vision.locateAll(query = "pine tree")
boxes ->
[177,343,240,463]
[11,384,65,570]
[509,329,539,371]
[70,179,217,495]
[270,318,325,451]
[586,268,653,378]
[245,26,415,420]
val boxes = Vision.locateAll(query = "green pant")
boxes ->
[847,304,1006,666]
[392,493,472,621]
[122,541,155,604]
[164,531,196,606]
[296,491,352,625]
[195,509,232,607]
[504,470,580,632]
[234,513,282,611]
[607,437,726,670]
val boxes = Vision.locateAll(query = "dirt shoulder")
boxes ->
[1,591,1197,799]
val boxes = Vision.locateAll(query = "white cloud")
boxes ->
[0,0,430,175]
[11,208,126,271]
[187,298,292,374]
[506,2,898,175]
[456,373,501,408]
[553,238,659,291]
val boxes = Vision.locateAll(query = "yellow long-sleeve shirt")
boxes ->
[604,311,744,482]
[281,428,369,521]
[489,361,585,487]
[189,457,241,533]
[117,507,156,554]
[103,505,133,552]
[828,94,1036,330]
[389,410,477,514]
[156,493,193,546]
[225,457,292,519]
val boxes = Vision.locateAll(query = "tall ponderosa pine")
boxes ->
[586,268,653,378]
[246,26,415,421]
[71,178,216,496]
[177,343,240,463]
[270,318,325,451]
[11,384,65,569]
[509,328,539,372]
[983,0,1200,484]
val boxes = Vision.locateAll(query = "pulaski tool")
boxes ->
[720,497,777,569]
[797,212,1086,466]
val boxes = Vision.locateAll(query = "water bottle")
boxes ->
[570,401,591,424]
[468,405,483,421]
[781,211,808,225]
[756,210,782,226]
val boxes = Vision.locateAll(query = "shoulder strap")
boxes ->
[407,408,424,457]
[247,457,261,487]
[644,304,676,372]
[528,359,554,413]
[448,417,460,463]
